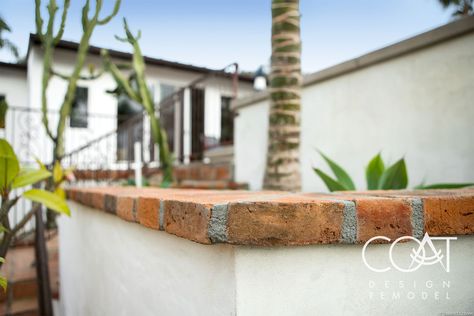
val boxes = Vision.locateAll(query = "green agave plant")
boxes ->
[314,151,474,192]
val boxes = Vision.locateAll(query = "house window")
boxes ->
[220,96,233,144]
[160,84,175,101]
[70,87,88,128]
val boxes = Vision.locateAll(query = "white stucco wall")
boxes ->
[235,32,474,191]
[234,99,269,190]
[60,202,474,316]
[59,202,236,316]
[0,65,29,157]
[0,66,27,107]
[235,239,474,316]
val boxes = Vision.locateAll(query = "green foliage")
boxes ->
[102,18,174,185]
[0,138,70,215]
[12,169,52,189]
[34,156,47,170]
[125,177,149,187]
[53,161,63,183]
[313,168,348,192]
[438,0,473,16]
[415,182,474,190]
[23,189,70,216]
[0,15,19,60]
[0,139,20,192]
[314,150,474,192]
[0,139,71,292]
[378,159,408,190]
[366,153,385,190]
[318,151,355,190]
[0,257,6,292]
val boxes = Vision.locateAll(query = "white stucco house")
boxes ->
[0,34,255,167]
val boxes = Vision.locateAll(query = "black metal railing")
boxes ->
[61,64,240,181]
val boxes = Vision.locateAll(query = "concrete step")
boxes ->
[0,235,59,314]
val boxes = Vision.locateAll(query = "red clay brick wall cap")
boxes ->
[65,187,474,246]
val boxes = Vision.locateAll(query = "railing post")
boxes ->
[183,88,191,164]
[35,205,53,316]
[134,141,142,188]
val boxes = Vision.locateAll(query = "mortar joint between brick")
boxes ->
[159,199,165,231]
[341,200,357,244]
[411,198,424,240]
[131,198,137,222]
[208,203,229,243]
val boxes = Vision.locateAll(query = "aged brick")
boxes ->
[116,196,137,222]
[90,191,105,210]
[66,187,474,246]
[136,197,160,230]
[354,197,412,242]
[304,193,414,243]
[423,194,474,235]
[80,190,92,207]
[164,200,212,244]
[104,194,117,214]
[227,196,345,246]
[215,165,230,181]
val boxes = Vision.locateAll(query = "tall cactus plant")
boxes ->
[102,19,174,186]
[35,0,121,162]
[35,0,121,227]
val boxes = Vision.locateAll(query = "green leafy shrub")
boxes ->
[314,151,473,192]
[0,138,71,291]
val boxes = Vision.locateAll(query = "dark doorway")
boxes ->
[190,88,205,161]
[116,95,143,162]
[160,96,176,158]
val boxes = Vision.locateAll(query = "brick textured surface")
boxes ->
[227,196,345,246]
[136,197,160,230]
[354,197,412,242]
[116,196,136,222]
[66,187,474,246]
[423,194,474,235]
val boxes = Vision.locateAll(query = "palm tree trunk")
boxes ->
[263,0,302,191]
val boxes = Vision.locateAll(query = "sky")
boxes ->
[0,0,455,74]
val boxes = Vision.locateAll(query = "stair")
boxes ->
[0,234,59,316]
[73,161,250,190]
[148,162,248,190]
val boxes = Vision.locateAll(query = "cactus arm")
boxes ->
[50,67,104,81]
[35,0,44,38]
[45,0,58,36]
[92,0,103,20]
[35,0,58,142]
[81,0,90,31]
[40,45,56,142]
[98,0,121,25]
[101,50,141,102]
[53,0,71,45]
[120,20,151,112]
